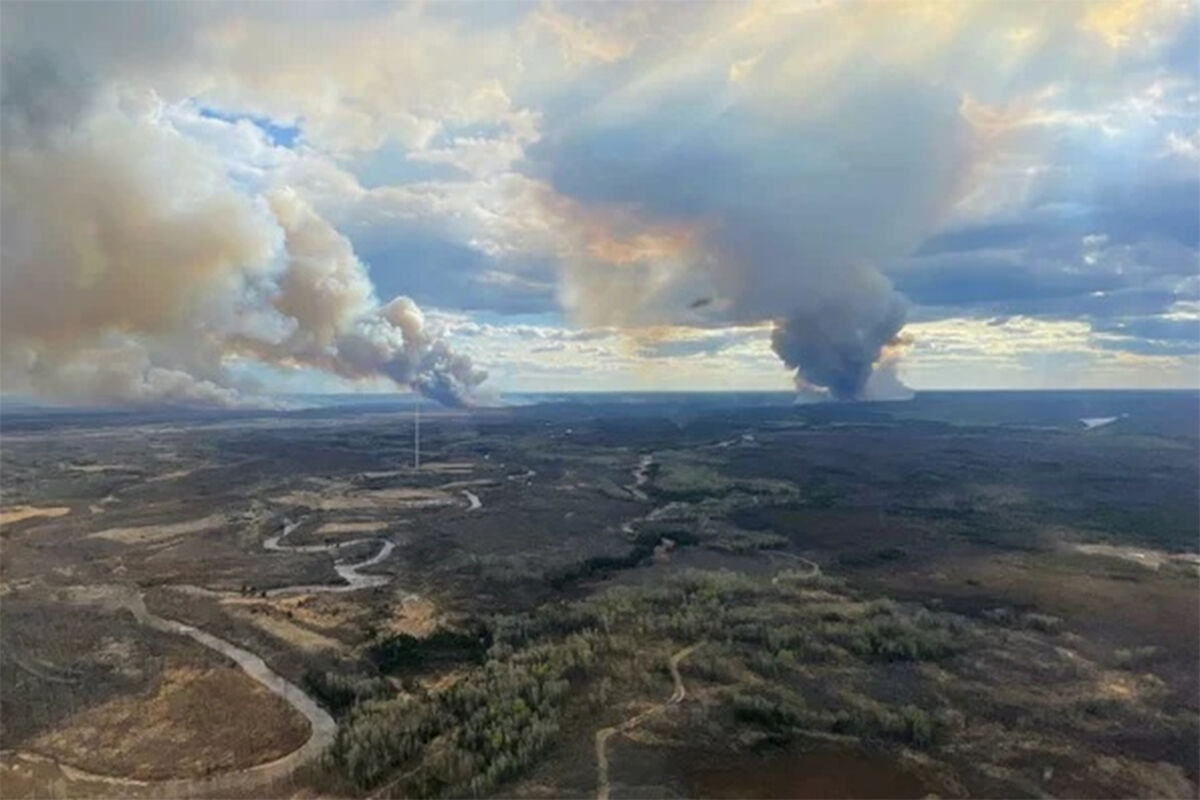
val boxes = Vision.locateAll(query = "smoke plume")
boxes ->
[0,62,486,408]
[252,191,489,406]
[768,276,909,401]
[537,57,976,400]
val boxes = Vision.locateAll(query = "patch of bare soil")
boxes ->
[88,495,119,515]
[317,520,390,535]
[218,593,368,636]
[224,606,344,653]
[418,462,476,475]
[388,594,439,637]
[64,464,137,474]
[0,506,70,527]
[28,660,310,780]
[272,487,455,511]
[1072,542,1200,573]
[88,514,225,544]
[147,469,194,483]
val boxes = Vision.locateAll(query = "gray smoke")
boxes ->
[0,57,487,408]
[769,280,909,401]
[540,61,975,401]
[411,342,490,406]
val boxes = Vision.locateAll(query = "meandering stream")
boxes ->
[15,513,406,794]
[265,518,396,595]
[14,583,337,796]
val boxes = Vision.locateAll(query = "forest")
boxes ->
[313,569,973,797]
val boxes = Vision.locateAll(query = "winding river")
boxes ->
[264,518,396,595]
[15,583,337,797]
[12,463,512,797]
[15,513,407,795]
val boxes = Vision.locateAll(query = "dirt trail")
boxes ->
[595,643,700,800]
[619,455,656,534]
[666,644,694,703]
[768,551,822,583]
[9,653,80,685]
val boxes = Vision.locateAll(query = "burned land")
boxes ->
[0,391,1197,799]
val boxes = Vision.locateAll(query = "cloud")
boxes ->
[902,315,1198,389]
[1091,311,1200,356]
[1,0,1196,400]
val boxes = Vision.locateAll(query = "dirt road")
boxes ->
[768,550,822,583]
[594,643,701,800]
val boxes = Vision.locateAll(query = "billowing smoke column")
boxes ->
[0,58,486,408]
[771,290,907,401]
[540,65,975,401]
[258,192,488,406]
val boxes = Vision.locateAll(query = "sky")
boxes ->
[1,0,1197,405]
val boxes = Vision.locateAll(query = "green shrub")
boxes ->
[1021,613,1063,634]
[730,686,807,731]
[303,669,391,715]
[830,696,943,747]
[1114,645,1162,669]
[368,626,490,674]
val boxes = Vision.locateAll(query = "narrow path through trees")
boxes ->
[594,643,701,800]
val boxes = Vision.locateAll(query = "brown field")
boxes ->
[679,743,938,799]
[272,486,456,511]
[0,505,70,526]
[317,521,391,535]
[225,606,345,654]
[386,594,439,637]
[27,660,309,780]
[88,514,227,544]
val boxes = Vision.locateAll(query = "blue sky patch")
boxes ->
[199,106,301,148]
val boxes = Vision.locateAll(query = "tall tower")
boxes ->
[414,398,421,470]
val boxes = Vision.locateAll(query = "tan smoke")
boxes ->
[248,191,488,405]
[0,85,486,407]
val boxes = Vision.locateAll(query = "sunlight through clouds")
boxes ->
[1,0,1195,404]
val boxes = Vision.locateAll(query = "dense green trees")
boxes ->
[304,669,391,715]
[323,634,595,797]
[546,528,702,589]
[320,569,968,797]
[324,695,447,789]
[368,626,490,674]
[829,693,945,747]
